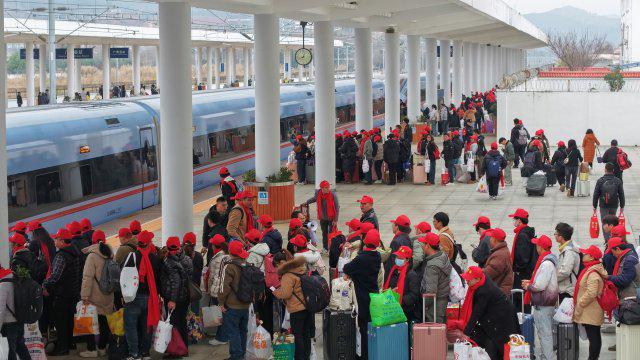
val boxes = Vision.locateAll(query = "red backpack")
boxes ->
[597,276,619,319]
[617,149,632,171]
[434,144,441,160]
[263,254,280,288]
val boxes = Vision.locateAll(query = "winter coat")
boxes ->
[480,150,506,179]
[551,148,567,172]
[483,242,514,296]
[383,139,400,164]
[418,138,428,156]
[340,137,358,163]
[442,140,455,165]
[363,138,374,161]
[609,251,640,299]
[426,142,438,162]
[261,228,283,254]
[0,274,17,327]
[343,249,381,321]
[557,241,581,297]
[410,236,425,269]
[573,263,607,326]
[227,205,251,245]
[247,243,271,272]
[420,251,452,323]
[472,233,491,268]
[360,209,379,230]
[373,141,384,161]
[304,189,340,221]
[438,227,455,260]
[273,257,307,314]
[528,253,559,307]
[80,243,115,315]
[510,124,529,145]
[207,252,229,298]
[593,173,625,209]
[565,146,584,167]
[161,252,192,304]
[293,245,325,275]
[218,256,252,310]
[220,177,239,207]
[385,232,412,275]
[512,226,537,280]
[582,133,600,163]
[43,244,82,299]
[189,250,204,285]
[402,261,427,322]
[453,138,464,159]
[503,141,515,162]
[464,277,520,349]
[602,146,622,174]
[115,240,138,266]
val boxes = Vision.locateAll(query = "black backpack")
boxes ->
[292,272,330,313]
[616,299,640,325]
[98,258,121,294]
[231,262,265,303]
[0,272,43,324]
[600,178,619,206]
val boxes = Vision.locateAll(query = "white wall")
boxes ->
[512,78,640,92]
[497,91,640,146]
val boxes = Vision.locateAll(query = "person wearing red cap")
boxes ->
[482,228,514,296]
[115,227,136,266]
[372,134,384,183]
[343,229,382,360]
[508,208,537,312]
[383,246,412,305]
[572,245,607,359]
[510,118,530,168]
[593,162,625,232]
[217,240,252,358]
[417,232,452,323]
[454,266,519,360]
[563,139,584,197]
[9,221,29,243]
[67,221,91,256]
[162,236,193,352]
[206,234,229,312]
[182,232,204,311]
[550,140,568,192]
[522,235,558,360]
[91,229,106,244]
[607,237,639,300]
[246,229,269,268]
[257,214,282,254]
[383,132,401,185]
[290,232,324,275]
[8,233,27,258]
[339,129,358,183]
[498,137,515,186]
[344,218,363,243]
[301,180,340,251]
[471,216,492,268]
[357,195,379,230]
[481,140,507,199]
[412,222,432,267]
[219,167,240,208]
[386,215,413,275]
[79,218,94,244]
[43,228,82,356]
[227,190,257,246]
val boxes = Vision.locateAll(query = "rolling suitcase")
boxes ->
[413,155,427,184]
[412,294,447,360]
[556,322,579,360]
[543,163,556,186]
[576,179,590,197]
[526,172,546,196]
[616,323,640,360]
[367,322,409,360]
[323,309,356,360]
[511,289,535,358]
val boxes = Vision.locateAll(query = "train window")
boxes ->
[35,171,61,205]
[80,164,93,196]
[8,178,28,208]
[91,151,138,194]
[105,118,120,126]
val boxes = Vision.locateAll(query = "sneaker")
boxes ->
[126,357,141,360]
[98,349,107,357]
[79,350,98,358]
[375,180,382,184]
[209,339,228,346]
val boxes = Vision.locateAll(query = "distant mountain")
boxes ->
[525,6,620,46]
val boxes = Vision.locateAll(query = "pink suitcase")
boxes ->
[413,164,426,184]
[412,294,447,360]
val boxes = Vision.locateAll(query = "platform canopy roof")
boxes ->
[168,0,547,49]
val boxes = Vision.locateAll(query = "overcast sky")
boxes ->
[502,0,620,16]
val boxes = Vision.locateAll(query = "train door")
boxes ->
[139,127,157,209]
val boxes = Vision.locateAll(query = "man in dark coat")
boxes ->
[601,139,624,181]
[383,134,400,185]
[442,133,456,184]
[257,215,283,254]
[480,142,507,199]
[385,215,412,275]
[593,162,625,232]
[340,134,358,183]
[508,208,536,313]
[358,195,379,229]
[510,118,529,168]
[335,134,344,182]
[219,167,239,208]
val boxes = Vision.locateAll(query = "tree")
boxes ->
[604,67,625,92]
[7,52,25,75]
[547,31,610,70]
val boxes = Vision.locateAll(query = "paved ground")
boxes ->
[65,136,640,359]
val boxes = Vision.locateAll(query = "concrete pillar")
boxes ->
[249,48,254,85]
[284,48,291,80]
[207,46,214,89]
[472,43,480,94]
[384,29,400,131]
[424,38,437,107]
[297,63,304,83]
[355,27,373,131]
[244,47,251,86]
[0,0,8,266]
[463,42,472,96]
[254,13,281,182]
[487,45,494,89]
[102,44,110,99]
[155,45,160,87]
[452,40,462,105]
[75,57,81,95]
[132,45,141,95]
[159,2,193,241]
[406,35,420,122]
[39,44,46,93]
[314,21,336,188]
[440,39,451,105]
[25,42,35,106]
[309,56,314,80]
[67,44,75,97]
[194,47,201,87]
[214,47,220,88]
[480,44,488,90]
[227,47,235,85]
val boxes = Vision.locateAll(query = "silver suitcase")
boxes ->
[576,179,590,197]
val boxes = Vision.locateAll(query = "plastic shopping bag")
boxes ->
[618,210,626,229]
[106,308,125,336]
[503,334,531,360]
[0,336,7,360]
[73,301,99,336]
[470,346,491,360]
[202,305,223,327]
[449,269,467,303]
[553,298,574,323]
[187,310,205,344]
[369,290,407,327]
[476,176,487,193]
[246,304,258,351]
[329,277,355,311]
[362,159,370,173]
[23,322,46,360]
[590,211,600,239]
[337,247,351,274]
[281,310,290,330]
[466,156,475,173]
[166,327,188,357]
[272,332,295,360]
[246,325,273,360]
[153,310,173,353]
[453,340,472,360]
[120,252,139,303]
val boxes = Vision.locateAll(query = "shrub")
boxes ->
[604,68,625,92]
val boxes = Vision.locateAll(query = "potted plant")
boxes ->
[243,167,295,221]
[604,68,625,92]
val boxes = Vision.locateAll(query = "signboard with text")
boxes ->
[19,48,40,60]
[109,47,130,59]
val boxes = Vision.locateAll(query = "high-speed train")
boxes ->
[8,76,427,232]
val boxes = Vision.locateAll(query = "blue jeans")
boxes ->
[428,160,436,184]
[220,308,248,360]
[449,159,458,183]
[124,294,150,357]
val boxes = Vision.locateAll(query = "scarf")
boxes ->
[458,274,486,327]
[383,263,409,303]
[573,261,601,303]
[138,245,161,328]
[613,249,632,275]
[510,225,527,262]
[221,176,237,194]
[0,268,11,279]
[359,136,368,155]
[239,203,255,232]
[41,242,52,278]
[524,251,551,305]
[317,190,337,221]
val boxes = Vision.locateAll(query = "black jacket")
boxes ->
[261,228,283,254]
[360,209,379,230]
[449,110,459,129]
[418,138,428,156]
[550,148,567,172]
[328,233,347,268]
[510,125,529,145]
[602,147,621,174]
[220,179,239,207]
[189,250,204,285]
[343,250,381,321]
[480,150,506,178]
[426,142,438,162]
[44,244,82,299]
[565,146,583,167]
[463,277,520,348]
[442,140,455,164]
[385,232,412,275]
[523,148,543,173]
[472,234,492,268]
[161,252,193,303]
[402,261,426,322]
[383,139,400,164]
[294,142,310,161]
[512,226,537,279]
[123,248,162,296]
[340,137,358,162]
[593,173,625,209]
[452,138,464,159]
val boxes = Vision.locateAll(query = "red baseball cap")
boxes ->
[356,195,374,204]
[461,266,484,282]
[52,228,72,241]
[418,232,440,246]
[296,135,303,141]
[209,234,226,246]
[508,208,529,219]
[129,220,141,234]
[363,229,381,247]
[393,246,413,259]
[473,216,491,227]
[80,218,92,231]
[415,222,432,233]
[580,245,603,260]
[219,167,230,176]
[490,142,498,150]
[335,134,341,139]
[374,135,381,142]
[532,140,542,148]
[532,235,552,250]
[359,222,375,235]
[245,229,262,244]
[118,228,132,238]
[66,221,82,235]
[138,230,154,246]
[258,214,273,227]
[92,229,106,244]
[27,220,42,232]
[289,234,308,248]
[557,141,565,147]
[611,225,630,237]
[9,233,26,246]
[289,218,303,229]
[166,236,181,250]
[319,180,331,188]
[607,237,625,250]
[352,131,358,137]
[182,232,197,246]
[452,130,459,136]
[10,221,27,233]
[345,219,362,231]
[535,129,544,136]
[487,228,506,241]
[391,215,411,227]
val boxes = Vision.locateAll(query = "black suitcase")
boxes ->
[543,163,556,186]
[556,323,579,360]
[323,308,357,360]
[526,173,546,196]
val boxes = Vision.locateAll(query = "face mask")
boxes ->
[395,259,406,267]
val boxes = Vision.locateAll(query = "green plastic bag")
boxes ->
[369,290,407,327]
[272,333,294,360]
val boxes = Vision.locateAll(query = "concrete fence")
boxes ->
[496,91,640,147]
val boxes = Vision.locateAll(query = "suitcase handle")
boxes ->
[422,293,436,323]
[511,289,525,314]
